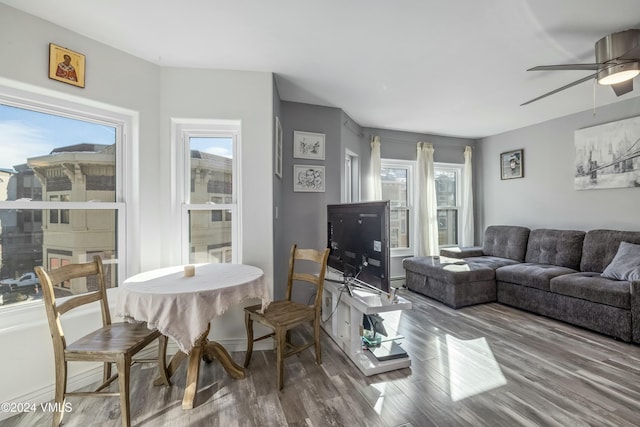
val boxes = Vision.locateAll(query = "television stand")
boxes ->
[321,272,412,376]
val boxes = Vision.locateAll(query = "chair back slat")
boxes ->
[291,272,322,286]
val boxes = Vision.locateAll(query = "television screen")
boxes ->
[326,201,390,294]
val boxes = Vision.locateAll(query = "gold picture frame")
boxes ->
[48,43,85,88]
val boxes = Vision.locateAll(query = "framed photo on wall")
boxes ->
[49,43,85,88]
[293,131,325,160]
[500,149,524,180]
[293,164,325,192]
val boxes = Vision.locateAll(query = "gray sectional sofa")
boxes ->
[403,225,640,343]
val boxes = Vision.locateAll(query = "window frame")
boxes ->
[381,158,414,256]
[173,119,242,265]
[380,159,465,254]
[435,162,463,248]
[0,80,133,314]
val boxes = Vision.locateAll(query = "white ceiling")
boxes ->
[3,0,640,138]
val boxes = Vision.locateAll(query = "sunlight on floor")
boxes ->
[371,382,387,414]
[446,335,507,401]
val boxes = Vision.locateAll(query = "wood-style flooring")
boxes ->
[4,289,640,426]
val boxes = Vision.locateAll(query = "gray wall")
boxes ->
[477,96,640,233]
[276,101,343,299]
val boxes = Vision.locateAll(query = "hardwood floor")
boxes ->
[4,289,640,426]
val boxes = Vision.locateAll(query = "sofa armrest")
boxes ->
[439,246,484,259]
[631,280,640,343]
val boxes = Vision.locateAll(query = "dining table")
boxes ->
[116,262,270,409]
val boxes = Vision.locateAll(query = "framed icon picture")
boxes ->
[49,43,85,88]
[500,149,524,180]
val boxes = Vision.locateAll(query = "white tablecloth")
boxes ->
[116,263,270,354]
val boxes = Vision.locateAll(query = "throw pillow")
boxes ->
[601,241,640,281]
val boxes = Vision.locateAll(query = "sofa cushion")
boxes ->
[403,257,493,284]
[524,229,585,270]
[496,263,578,291]
[402,256,516,285]
[581,229,640,273]
[601,241,640,281]
[482,225,530,262]
[550,272,631,309]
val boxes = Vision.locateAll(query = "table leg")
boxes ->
[182,344,203,409]
[202,341,246,379]
[154,323,247,410]
[153,350,187,386]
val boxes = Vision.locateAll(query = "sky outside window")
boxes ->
[0,103,116,170]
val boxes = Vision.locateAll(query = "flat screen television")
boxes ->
[326,201,390,294]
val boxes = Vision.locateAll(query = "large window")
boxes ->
[0,97,125,308]
[381,160,412,250]
[435,164,462,247]
[380,160,463,251]
[176,121,240,264]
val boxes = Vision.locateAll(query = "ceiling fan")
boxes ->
[522,29,640,106]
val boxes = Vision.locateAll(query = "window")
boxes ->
[381,160,413,250]
[175,120,240,264]
[344,149,359,202]
[0,97,126,308]
[380,160,463,251]
[435,164,462,247]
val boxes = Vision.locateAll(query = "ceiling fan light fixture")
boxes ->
[597,62,640,85]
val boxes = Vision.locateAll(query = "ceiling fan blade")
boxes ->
[612,79,633,96]
[527,64,601,71]
[521,73,597,106]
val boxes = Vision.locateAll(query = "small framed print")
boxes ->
[500,149,524,180]
[293,164,325,192]
[49,43,85,88]
[275,116,283,178]
[293,131,325,160]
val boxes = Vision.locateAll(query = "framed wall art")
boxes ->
[293,164,325,192]
[293,131,325,160]
[500,149,524,180]
[49,43,85,88]
[274,116,283,178]
[574,115,640,190]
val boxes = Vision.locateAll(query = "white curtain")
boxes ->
[370,135,382,200]
[461,146,475,247]
[415,142,439,256]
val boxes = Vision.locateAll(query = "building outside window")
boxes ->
[0,99,124,307]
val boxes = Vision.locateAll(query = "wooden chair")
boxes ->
[244,244,330,390]
[35,256,170,427]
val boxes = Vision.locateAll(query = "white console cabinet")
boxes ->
[321,272,412,376]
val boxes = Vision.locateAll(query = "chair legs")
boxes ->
[52,360,67,427]
[314,319,322,365]
[276,327,286,391]
[244,312,254,367]
[116,355,132,427]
